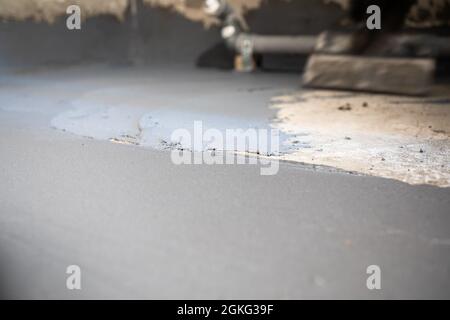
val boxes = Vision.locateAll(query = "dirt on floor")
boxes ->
[271,87,450,187]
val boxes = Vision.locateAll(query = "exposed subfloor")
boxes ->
[0,65,449,299]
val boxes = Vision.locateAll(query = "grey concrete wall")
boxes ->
[0,6,219,70]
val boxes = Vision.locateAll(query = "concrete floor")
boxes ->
[272,89,450,187]
[0,65,449,299]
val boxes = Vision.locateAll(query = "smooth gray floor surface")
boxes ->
[0,66,449,299]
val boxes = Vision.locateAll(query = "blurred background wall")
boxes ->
[0,0,449,70]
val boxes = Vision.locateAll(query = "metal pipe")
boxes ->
[236,34,317,55]
[203,0,450,60]
[205,0,315,55]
